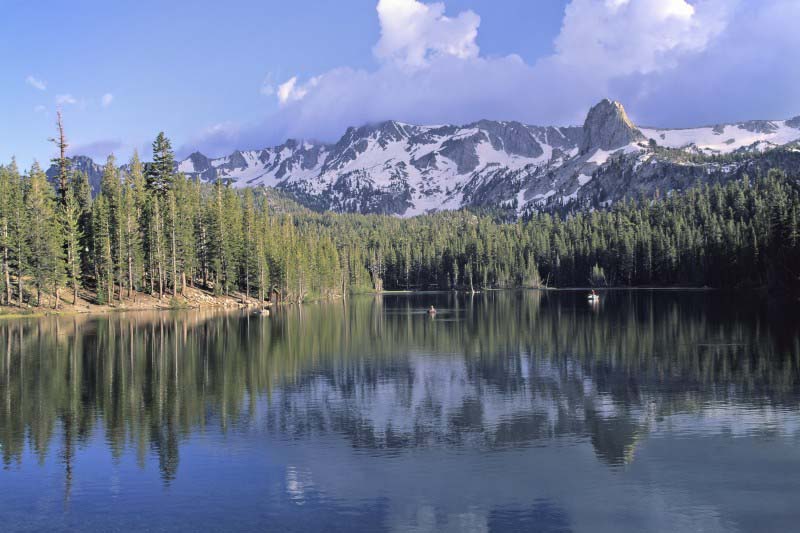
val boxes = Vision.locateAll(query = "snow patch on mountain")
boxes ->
[131,100,800,216]
[641,120,800,154]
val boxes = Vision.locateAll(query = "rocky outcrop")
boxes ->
[470,120,544,158]
[45,155,104,193]
[184,152,217,182]
[580,99,645,154]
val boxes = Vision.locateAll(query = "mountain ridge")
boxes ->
[49,100,800,216]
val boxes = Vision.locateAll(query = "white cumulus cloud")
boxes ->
[277,77,302,104]
[190,0,798,156]
[258,0,732,136]
[276,75,322,105]
[25,75,47,91]
[101,93,114,107]
[373,0,480,67]
[552,0,732,77]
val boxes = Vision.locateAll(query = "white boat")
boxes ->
[587,292,600,302]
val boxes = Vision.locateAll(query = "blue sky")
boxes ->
[3,0,800,168]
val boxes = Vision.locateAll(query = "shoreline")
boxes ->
[0,285,265,320]
[0,285,776,320]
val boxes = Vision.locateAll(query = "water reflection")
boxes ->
[1,291,800,531]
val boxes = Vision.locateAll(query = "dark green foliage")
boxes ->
[146,132,175,194]
[25,162,64,306]
[293,169,800,292]
[2,131,800,308]
[61,184,83,304]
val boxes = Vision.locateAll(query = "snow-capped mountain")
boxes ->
[52,99,800,216]
[175,99,800,216]
[177,120,585,215]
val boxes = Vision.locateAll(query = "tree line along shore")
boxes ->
[1,116,799,313]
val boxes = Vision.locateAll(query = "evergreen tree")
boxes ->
[25,162,64,307]
[92,193,114,304]
[143,193,166,298]
[8,162,28,306]
[72,170,93,284]
[126,151,147,295]
[48,110,69,204]
[100,155,124,301]
[146,132,175,194]
[61,183,83,304]
[0,163,14,304]
[241,189,257,300]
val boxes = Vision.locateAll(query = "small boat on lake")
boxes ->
[588,290,600,303]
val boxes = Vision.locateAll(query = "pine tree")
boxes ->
[167,189,178,294]
[172,173,197,295]
[143,194,166,298]
[126,151,147,295]
[61,183,83,304]
[146,132,175,194]
[208,179,225,295]
[241,189,257,300]
[100,155,124,301]
[25,162,64,307]
[8,162,28,306]
[0,163,14,304]
[222,184,243,296]
[92,194,114,304]
[255,209,270,303]
[48,110,69,204]
[72,170,93,283]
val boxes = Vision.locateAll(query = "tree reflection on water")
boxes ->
[1,290,799,494]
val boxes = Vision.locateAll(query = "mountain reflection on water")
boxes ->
[1,291,799,532]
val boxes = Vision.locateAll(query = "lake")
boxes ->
[1,291,799,532]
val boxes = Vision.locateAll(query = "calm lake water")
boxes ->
[1,291,800,532]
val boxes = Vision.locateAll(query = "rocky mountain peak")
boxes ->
[580,99,645,154]
[49,100,800,217]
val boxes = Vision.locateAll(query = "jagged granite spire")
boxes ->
[580,99,645,154]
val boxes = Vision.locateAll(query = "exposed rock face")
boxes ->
[580,99,645,154]
[739,120,779,134]
[45,155,104,193]
[471,120,544,158]
[184,152,216,182]
[583,149,800,209]
[50,99,800,217]
[437,132,485,174]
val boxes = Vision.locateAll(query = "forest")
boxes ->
[1,126,799,309]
